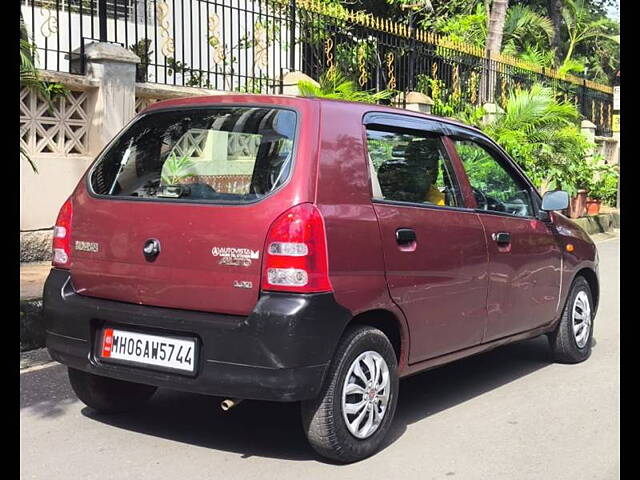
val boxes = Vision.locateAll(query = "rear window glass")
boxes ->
[90,107,296,203]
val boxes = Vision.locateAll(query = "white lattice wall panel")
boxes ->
[20,88,90,155]
[135,97,161,114]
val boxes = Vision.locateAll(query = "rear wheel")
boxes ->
[68,368,157,414]
[548,276,594,363]
[301,325,399,463]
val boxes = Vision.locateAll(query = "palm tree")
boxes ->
[480,84,590,194]
[561,0,611,69]
[486,0,509,55]
[501,5,553,59]
[546,0,564,64]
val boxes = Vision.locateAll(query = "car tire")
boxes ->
[548,276,594,364]
[301,325,399,463]
[67,368,157,414]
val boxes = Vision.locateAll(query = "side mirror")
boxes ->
[541,190,569,211]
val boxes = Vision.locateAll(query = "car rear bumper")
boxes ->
[43,268,352,402]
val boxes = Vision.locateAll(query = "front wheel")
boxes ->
[548,276,594,363]
[301,325,399,463]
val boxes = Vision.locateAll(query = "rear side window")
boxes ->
[365,127,462,207]
[90,107,296,203]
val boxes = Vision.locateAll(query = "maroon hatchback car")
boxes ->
[44,94,598,462]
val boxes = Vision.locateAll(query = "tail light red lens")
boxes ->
[262,203,332,293]
[52,198,73,269]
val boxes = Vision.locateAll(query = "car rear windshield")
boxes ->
[90,106,297,203]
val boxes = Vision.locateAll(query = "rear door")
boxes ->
[449,136,562,340]
[364,114,489,363]
[70,105,309,316]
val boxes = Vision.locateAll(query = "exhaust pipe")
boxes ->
[221,398,243,411]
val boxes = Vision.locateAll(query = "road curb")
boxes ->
[20,347,54,371]
[20,298,45,353]
[571,212,620,235]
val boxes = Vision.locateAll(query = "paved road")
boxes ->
[20,237,619,480]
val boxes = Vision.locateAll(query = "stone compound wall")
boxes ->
[20,71,96,262]
[581,120,620,167]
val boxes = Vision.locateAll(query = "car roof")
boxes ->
[141,93,484,136]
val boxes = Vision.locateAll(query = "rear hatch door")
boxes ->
[70,104,310,315]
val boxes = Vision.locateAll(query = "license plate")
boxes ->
[100,328,196,373]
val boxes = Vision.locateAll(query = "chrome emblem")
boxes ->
[233,280,253,289]
[212,246,259,267]
[75,241,99,253]
[219,256,252,267]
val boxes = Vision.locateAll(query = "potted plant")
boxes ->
[585,195,601,216]
[568,188,588,218]
[587,164,619,215]
[566,165,592,219]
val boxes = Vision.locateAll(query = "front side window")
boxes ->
[366,128,461,207]
[90,107,296,203]
[453,139,534,217]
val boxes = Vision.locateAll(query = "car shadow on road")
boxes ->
[382,335,556,450]
[81,334,564,463]
[20,363,80,419]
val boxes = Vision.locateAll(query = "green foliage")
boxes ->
[334,38,379,80]
[560,0,617,73]
[161,154,195,185]
[297,69,396,104]
[482,85,593,195]
[516,44,555,67]
[456,143,506,198]
[502,5,554,55]
[575,16,619,83]
[587,161,618,204]
[438,84,595,197]
[165,57,212,88]
[434,4,487,48]
[485,85,592,194]
[366,137,394,170]
[238,74,271,94]
[422,0,618,82]
[129,38,153,82]
[406,0,482,31]
[415,73,485,124]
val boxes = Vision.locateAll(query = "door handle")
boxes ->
[492,231,511,245]
[396,228,417,245]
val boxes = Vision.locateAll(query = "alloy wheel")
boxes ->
[572,290,592,348]
[341,351,391,439]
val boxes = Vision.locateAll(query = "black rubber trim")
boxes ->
[363,111,454,135]
[43,269,353,401]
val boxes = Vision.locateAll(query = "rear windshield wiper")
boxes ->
[108,138,134,195]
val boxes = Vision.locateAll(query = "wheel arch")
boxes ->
[575,267,599,313]
[348,309,408,368]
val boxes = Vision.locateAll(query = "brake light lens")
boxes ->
[52,198,73,269]
[262,203,332,293]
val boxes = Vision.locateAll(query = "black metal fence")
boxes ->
[21,0,614,135]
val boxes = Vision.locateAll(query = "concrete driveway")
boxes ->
[20,236,619,479]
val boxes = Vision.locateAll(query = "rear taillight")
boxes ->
[52,198,73,269]
[262,203,332,293]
